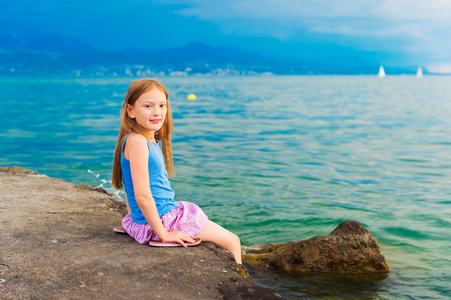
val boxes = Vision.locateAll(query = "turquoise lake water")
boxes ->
[1,75,450,299]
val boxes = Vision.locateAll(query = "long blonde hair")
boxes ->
[112,79,175,190]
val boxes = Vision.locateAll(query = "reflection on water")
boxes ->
[245,263,390,299]
[1,75,451,299]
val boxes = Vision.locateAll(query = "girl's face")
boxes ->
[127,88,167,137]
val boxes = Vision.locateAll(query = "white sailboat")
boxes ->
[416,66,423,78]
[378,65,386,78]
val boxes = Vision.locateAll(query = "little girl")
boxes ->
[111,78,242,264]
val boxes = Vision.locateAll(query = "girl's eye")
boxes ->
[146,105,152,108]
[160,104,166,108]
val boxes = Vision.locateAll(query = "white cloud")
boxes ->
[380,0,451,20]
[166,0,451,63]
[426,64,451,74]
[172,0,451,20]
[173,0,451,37]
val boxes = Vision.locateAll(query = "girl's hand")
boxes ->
[162,231,196,247]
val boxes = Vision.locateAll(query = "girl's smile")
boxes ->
[113,78,241,263]
[126,88,167,139]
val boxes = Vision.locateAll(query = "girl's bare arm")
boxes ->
[126,134,194,246]
[125,193,131,214]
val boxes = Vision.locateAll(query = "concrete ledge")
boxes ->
[0,167,281,299]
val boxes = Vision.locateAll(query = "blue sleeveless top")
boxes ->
[121,133,177,224]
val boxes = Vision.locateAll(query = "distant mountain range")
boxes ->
[0,33,414,76]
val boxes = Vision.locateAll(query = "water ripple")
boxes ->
[2,76,451,299]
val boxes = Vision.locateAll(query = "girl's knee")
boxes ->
[231,233,241,247]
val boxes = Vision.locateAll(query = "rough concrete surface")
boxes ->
[0,167,282,299]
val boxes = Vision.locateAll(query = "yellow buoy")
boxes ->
[187,94,197,100]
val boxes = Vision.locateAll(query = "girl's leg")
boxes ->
[194,220,242,264]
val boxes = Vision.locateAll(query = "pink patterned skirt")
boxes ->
[122,201,208,244]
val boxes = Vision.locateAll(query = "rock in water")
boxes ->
[244,220,389,274]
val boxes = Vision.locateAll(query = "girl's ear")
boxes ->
[126,104,135,119]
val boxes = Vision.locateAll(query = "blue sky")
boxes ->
[2,0,451,72]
